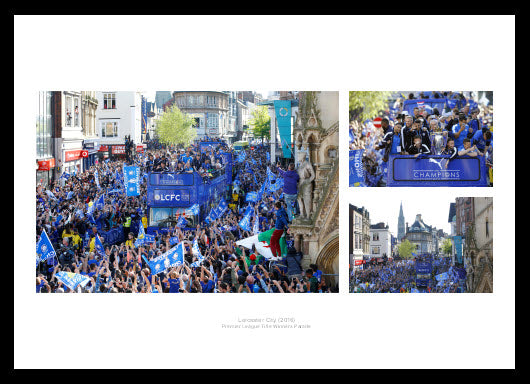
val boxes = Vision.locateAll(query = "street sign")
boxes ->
[373,117,382,129]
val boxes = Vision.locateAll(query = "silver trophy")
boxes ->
[431,132,447,155]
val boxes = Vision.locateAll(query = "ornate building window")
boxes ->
[103,93,116,109]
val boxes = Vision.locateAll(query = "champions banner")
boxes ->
[387,155,489,187]
[349,149,365,187]
[123,166,140,196]
[274,100,292,158]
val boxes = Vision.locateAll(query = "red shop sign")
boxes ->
[354,260,363,266]
[64,150,83,162]
[112,145,126,155]
[37,158,55,171]
[136,145,144,153]
[98,145,109,152]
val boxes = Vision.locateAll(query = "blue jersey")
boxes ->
[452,124,469,150]
[472,129,492,151]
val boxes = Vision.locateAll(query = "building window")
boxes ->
[372,247,380,255]
[103,93,116,109]
[101,121,118,137]
[74,97,80,126]
[485,218,489,238]
[373,233,379,241]
[65,96,72,126]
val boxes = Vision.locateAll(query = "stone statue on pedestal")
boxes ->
[296,150,315,219]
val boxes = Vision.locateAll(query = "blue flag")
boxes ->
[148,243,185,275]
[94,235,105,255]
[36,229,56,262]
[187,204,200,216]
[124,166,140,197]
[176,215,187,228]
[55,271,91,291]
[94,169,101,189]
[238,205,253,232]
[190,239,204,267]
[349,149,365,187]
[246,192,259,202]
[95,194,105,210]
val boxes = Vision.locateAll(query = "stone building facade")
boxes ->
[289,91,339,287]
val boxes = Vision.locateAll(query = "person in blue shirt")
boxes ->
[472,129,492,155]
[451,115,469,151]
[199,265,215,292]
[458,138,480,157]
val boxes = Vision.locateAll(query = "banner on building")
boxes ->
[273,100,292,158]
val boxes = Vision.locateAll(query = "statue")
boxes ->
[296,150,315,219]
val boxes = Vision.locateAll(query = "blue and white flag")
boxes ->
[187,204,200,216]
[190,239,205,267]
[266,152,270,162]
[55,271,91,291]
[45,190,57,201]
[238,206,253,232]
[123,166,140,197]
[94,234,105,255]
[36,229,56,262]
[237,151,246,163]
[246,192,259,203]
[148,243,185,275]
[94,169,101,189]
[168,236,179,246]
[253,217,259,235]
[176,215,187,228]
[95,194,105,210]
[66,191,74,200]
[209,198,228,221]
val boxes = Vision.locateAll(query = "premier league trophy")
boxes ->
[432,133,446,155]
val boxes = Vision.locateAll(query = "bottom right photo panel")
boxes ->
[349,196,493,293]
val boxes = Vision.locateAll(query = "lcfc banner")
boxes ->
[123,166,140,196]
[150,189,191,205]
[274,100,292,158]
[349,149,365,187]
[387,155,489,187]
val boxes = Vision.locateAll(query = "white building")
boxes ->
[60,91,85,175]
[369,223,392,260]
[95,91,143,155]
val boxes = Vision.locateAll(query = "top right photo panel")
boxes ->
[349,91,493,187]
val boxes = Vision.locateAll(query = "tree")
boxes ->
[397,239,416,259]
[349,91,392,122]
[441,238,453,256]
[155,105,197,147]
[248,105,271,142]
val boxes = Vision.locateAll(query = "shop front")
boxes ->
[63,149,88,175]
[83,139,100,169]
[98,145,110,161]
[36,158,56,187]
[110,144,127,160]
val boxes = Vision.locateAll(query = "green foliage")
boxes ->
[155,105,197,147]
[349,91,393,122]
[248,105,271,140]
[441,238,453,256]
[397,239,416,259]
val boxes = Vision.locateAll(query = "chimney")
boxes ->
[406,222,409,232]
[416,214,422,222]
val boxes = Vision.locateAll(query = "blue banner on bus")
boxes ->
[387,155,488,187]
[150,189,191,205]
[149,173,194,186]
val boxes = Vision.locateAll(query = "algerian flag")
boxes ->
[235,228,287,260]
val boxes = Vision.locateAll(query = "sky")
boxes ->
[350,193,455,236]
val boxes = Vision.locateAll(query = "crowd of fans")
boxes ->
[349,256,464,293]
[349,91,493,186]
[36,139,338,293]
